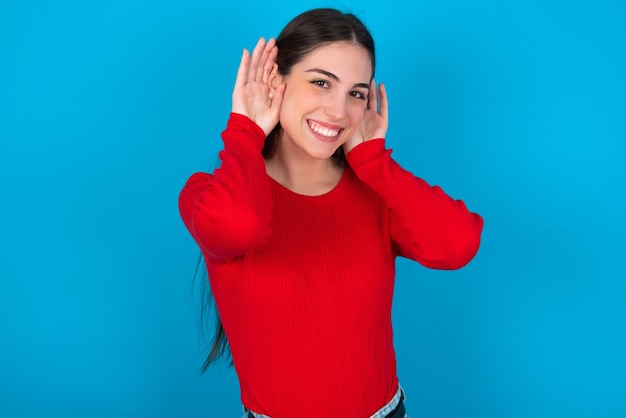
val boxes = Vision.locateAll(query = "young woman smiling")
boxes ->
[179,8,483,418]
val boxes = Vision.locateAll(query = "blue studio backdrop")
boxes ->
[1,0,625,417]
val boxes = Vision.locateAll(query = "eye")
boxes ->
[311,79,329,88]
[350,90,368,101]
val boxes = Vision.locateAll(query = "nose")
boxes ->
[323,92,347,121]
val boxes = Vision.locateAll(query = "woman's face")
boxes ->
[277,42,372,160]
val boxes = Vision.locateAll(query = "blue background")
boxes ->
[1,0,624,417]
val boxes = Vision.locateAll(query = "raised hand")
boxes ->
[231,37,285,136]
[344,79,389,153]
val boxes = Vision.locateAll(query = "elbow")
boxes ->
[190,203,271,259]
[444,213,484,269]
[419,213,483,270]
[448,228,482,269]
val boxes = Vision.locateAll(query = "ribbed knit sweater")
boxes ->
[179,113,484,418]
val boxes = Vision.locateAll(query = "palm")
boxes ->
[344,80,389,153]
[231,37,284,136]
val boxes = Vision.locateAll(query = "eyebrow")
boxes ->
[305,68,370,90]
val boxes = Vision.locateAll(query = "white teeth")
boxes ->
[308,121,340,138]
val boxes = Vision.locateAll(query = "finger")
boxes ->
[234,49,250,89]
[255,38,273,82]
[378,82,388,119]
[247,37,266,83]
[368,79,378,112]
[257,38,276,82]
[262,45,278,84]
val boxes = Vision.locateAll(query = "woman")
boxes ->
[179,8,483,418]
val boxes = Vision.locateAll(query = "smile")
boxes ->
[308,120,342,139]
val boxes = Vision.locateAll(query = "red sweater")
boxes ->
[179,113,483,418]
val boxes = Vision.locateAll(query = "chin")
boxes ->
[306,145,343,161]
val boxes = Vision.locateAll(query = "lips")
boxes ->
[307,120,343,140]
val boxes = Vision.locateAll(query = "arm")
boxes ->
[179,37,285,262]
[345,81,483,269]
[179,114,272,262]
[347,139,483,269]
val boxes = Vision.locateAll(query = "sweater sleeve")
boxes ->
[178,113,272,263]
[346,139,484,270]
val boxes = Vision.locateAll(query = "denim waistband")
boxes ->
[370,384,406,418]
[242,384,406,418]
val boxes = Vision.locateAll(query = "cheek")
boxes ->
[347,103,367,124]
[279,85,320,122]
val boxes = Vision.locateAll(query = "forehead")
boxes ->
[294,42,373,81]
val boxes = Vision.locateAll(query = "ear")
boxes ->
[268,64,283,94]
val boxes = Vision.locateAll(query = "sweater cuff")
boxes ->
[227,112,267,148]
[345,138,387,167]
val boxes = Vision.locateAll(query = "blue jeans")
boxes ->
[242,384,409,418]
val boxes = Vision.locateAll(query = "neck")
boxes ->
[265,135,343,196]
